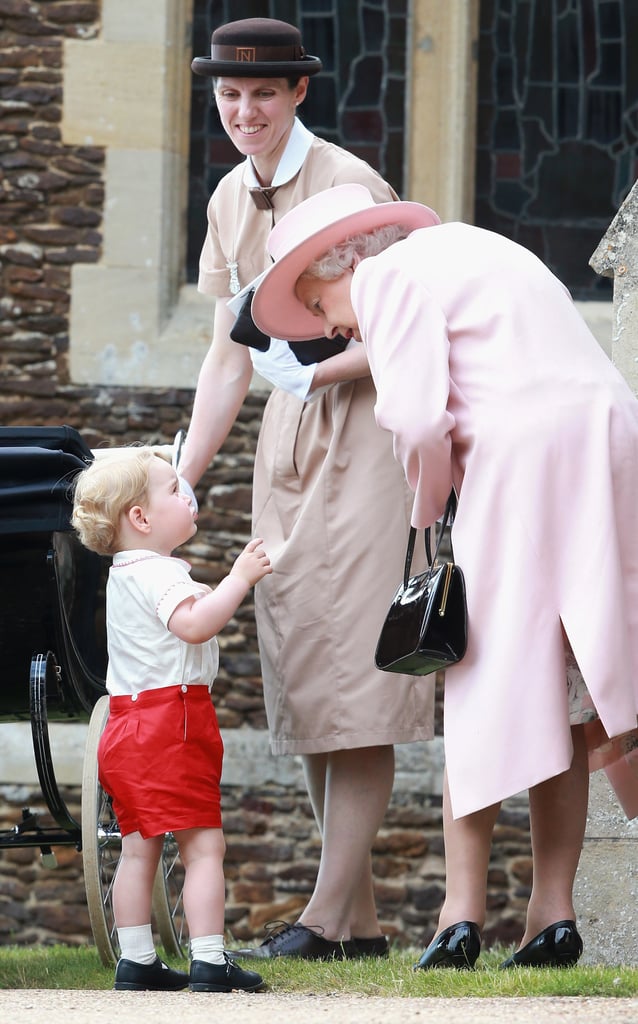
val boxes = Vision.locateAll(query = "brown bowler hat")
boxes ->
[191,17,322,79]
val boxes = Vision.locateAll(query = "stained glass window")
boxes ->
[475,0,638,298]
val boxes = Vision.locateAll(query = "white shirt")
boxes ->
[105,550,219,697]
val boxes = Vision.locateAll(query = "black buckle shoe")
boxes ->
[499,920,583,968]
[232,921,349,960]
[114,956,189,991]
[189,954,264,992]
[414,921,481,971]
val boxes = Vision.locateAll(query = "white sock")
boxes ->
[190,934,225,966]
[117,924,157,965]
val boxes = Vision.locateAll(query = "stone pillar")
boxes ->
[573,179,638,965]
[406,0,480,222]
[62,0,212,389]
[590,179,638,394]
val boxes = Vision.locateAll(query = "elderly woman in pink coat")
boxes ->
[251,183,638,970]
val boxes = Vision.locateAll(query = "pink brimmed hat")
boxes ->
[252,184,440,341]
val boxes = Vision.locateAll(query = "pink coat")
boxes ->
[353,223,638,819]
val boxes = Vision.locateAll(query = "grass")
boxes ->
[1,943,638,997]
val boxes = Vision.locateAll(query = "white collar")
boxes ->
[112,550,190,570]
[244,118,314,188]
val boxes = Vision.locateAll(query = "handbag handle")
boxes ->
[403,490,457,587]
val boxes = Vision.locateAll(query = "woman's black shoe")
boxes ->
[499,920,583,968]
[413,921,481,970]
[232,921,349,960]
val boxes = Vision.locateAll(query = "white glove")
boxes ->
[250,337,326,402]
[178,475,198,513]
[228,280,328,403]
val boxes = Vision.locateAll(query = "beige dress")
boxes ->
[198,132,434,754]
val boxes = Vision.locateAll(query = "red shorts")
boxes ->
[98,684,224,839]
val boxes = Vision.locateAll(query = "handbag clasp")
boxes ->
[438,562,454,616]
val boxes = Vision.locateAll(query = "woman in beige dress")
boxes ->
[179,17,434,959]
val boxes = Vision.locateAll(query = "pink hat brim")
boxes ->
[252,187,440,341]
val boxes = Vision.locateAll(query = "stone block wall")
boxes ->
[0,774,533,952]
[0,0,102,422]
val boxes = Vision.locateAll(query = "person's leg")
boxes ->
[518,724,589,946]
[178,827,263,992]
[113,831,163,928]
[112,831,189,991]
[178,826,227,938]
[414,770,498,969]
[298,744,395,940]
[301,750,328,836]
[436,768,500,933]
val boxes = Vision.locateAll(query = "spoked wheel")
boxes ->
[81,696,189,966]
[82,696,120,966]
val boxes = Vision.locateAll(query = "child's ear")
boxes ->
[128,504,151,534]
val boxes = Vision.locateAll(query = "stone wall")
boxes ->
[0,0,102,422]
[0,767,534,953]
[572,179,638,966]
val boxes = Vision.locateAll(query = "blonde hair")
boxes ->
[72,447,163,556]
[301,224,412,282]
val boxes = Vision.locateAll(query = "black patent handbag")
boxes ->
[375,491,468,676]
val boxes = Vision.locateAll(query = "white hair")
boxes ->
[301,224,412,281]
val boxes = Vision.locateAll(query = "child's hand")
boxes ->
[230,538,272,587]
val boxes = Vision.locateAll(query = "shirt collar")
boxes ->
[112,550,191,570]
[244,118,314,188]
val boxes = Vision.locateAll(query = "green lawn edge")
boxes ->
[1,944,637,997]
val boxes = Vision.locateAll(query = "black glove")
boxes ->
[230,290,348,364]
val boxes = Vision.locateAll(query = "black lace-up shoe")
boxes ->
[114,956,189,991]
[189,954,264,992]
[232,921,350,960]
[344,934,390,958]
